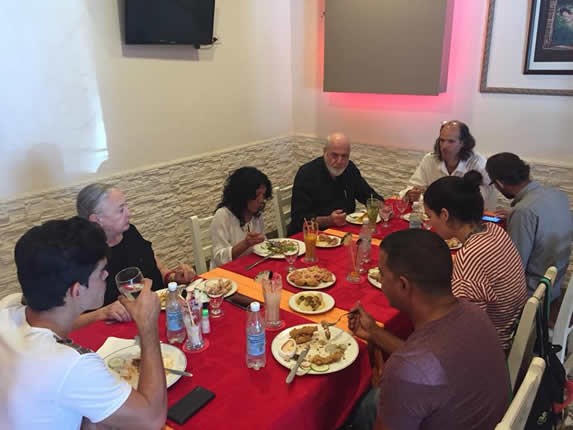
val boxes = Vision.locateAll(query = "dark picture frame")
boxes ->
[480,0,573,95]
[524,0,573,74]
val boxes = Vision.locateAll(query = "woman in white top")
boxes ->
[210,167,272,268]
[401,120,496,210]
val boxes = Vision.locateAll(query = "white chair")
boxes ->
[190,215,214,275]
[272,185,293,238]
[552,275,573,373]
[0,292,23,308]
[495,356,546,430]
[507,283,546,393]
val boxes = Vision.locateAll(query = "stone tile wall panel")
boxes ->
[1,135,572,298]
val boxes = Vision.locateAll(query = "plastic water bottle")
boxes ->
[409,202,422,229]
[166,282,185,344]
[246,301,266,370]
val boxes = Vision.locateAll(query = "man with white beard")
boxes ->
[288,132,384,235]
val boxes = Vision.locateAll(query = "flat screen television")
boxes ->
[125,0,215,45]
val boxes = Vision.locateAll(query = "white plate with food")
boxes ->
[252,239,306,259]
[445,237,462,250]
[400,212,430,222]
[271,324,359,375]
[346,212,381,225]
[155,287,188,310]
[286,266,336,290]
[367,268,382,289]
[196,278,238,298]
[105,343,187,389]
[316,233,342,248]
[288,291,335,315]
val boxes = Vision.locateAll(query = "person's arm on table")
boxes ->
[72,301,131,330]
[156,258,195,285]
[349,303,405,355]
[99,280,167,430]
[400,156,431,202]
[232,232,264,259]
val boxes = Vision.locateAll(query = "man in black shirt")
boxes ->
[288,133,383,235]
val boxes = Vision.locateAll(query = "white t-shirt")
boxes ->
[0,306,131,429]
[400,151,497,211]
[209,206,265,269]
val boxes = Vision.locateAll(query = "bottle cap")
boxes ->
[250,301,261,312]
[202,302,209,310]
[168,282,178,292]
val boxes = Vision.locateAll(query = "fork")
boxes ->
[320,311,357,329]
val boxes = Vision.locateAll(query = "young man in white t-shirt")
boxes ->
[0,217,167,429]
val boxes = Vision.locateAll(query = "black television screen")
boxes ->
[125,0,215,45]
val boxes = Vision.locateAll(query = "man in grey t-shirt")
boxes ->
[486,152,573,301]
[349,229,508,430]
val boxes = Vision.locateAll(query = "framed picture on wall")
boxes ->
[524,0,573,74]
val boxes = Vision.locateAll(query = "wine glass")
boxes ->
[379,204,394,228]
[284,240,299,272]
[115,267,144,300]
[395,198,409,216]
[204,279,225,318]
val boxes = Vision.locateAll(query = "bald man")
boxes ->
[288,133,383,235]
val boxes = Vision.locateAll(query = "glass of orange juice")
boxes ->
[303,219,318,263]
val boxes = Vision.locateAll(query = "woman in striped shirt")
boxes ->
[423,170,528,352]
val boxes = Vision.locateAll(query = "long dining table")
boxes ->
[70,200,414,430]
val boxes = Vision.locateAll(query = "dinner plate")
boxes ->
[400,213,430,222]
[316,234,342,248]
[271,324,359,375]
[155,287,188,310]
[252,239,306,259]
[367,268,382,289]
[445,238,463,250]
[288,291,335,315]
[346,212,381,225]
[104,343,187,389]
[195,278,238,298]
[286,268,336,290]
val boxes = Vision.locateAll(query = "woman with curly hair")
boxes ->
[209,167,272,268]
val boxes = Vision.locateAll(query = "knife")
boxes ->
[245,254,273,270]
[165,367,193,377]
[286,346,310,384]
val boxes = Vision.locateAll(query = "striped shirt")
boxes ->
[452,222,528,351]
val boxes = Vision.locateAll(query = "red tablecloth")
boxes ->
[222,231,413,340]
[71,303,371,430]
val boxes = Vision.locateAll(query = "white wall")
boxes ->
[0,0,293,200]
[290,1,573,165]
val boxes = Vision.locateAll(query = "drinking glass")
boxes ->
[345,237,361,284]
[283,240,299,272]
[379,204,394,228]
[303,219,318,263]
[204,280,225,318]
[261,273,284,330]
[366,198,380,228]
[182,305,207,353]
[395,198,409,216]
[115,267,144,300]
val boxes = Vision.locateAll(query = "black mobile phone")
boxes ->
[167,386,215,424]
[224,292,255,310]
[482,215,502,223]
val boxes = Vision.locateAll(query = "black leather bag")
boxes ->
[526,294,565,429]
